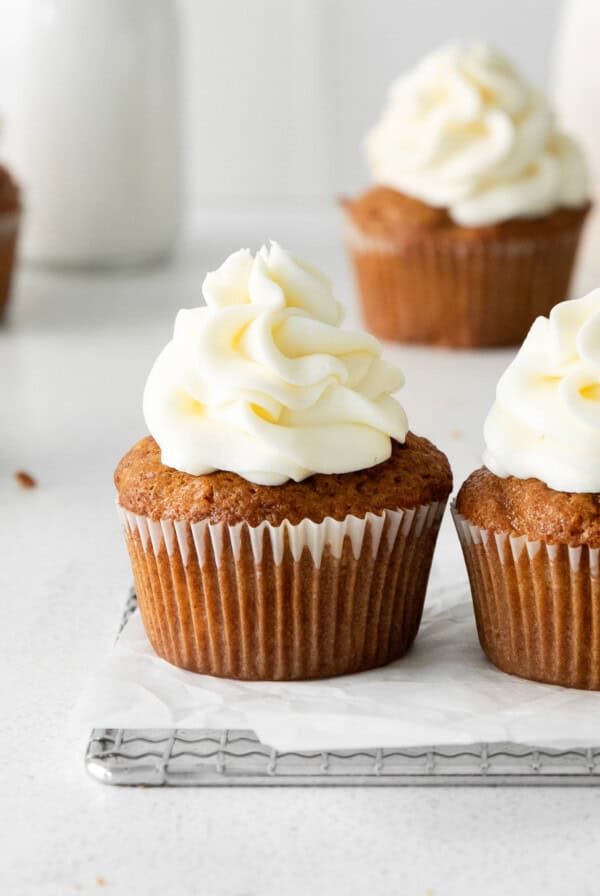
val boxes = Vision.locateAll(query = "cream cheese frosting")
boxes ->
[143,243,408,485]
[484,289,600,492]
[365,41,589,227]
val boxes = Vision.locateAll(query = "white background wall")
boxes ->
[179,0,564,215]
[0,0,577,231]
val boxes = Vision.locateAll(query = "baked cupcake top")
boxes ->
[457,289,600,545]
[115,433,452,525]
[142,242,409,486]
[456,467,600,547]
[364,41,589,227]
[342,185,587,242]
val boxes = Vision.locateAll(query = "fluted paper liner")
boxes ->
[118,500,446,681]
[452,504,600,690]
[343,210,586,348]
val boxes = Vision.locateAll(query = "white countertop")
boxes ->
[2,214,600,895]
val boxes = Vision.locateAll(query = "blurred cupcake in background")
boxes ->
[115,243,452,681]
[342,41,590,348]
[454,289,600,688]
[0,136,20,320]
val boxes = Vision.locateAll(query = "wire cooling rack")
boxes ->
[85,592,600,786]
[86,729,600,786]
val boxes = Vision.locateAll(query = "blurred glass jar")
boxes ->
[0,0,181,268]
[555,0,600,282]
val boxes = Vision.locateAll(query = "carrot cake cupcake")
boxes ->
[0,162,20,320]
[454,289,600,688]
[342,41,590,348]
[115,242,452,680]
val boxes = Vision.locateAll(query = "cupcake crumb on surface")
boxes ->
[14,470,37,489]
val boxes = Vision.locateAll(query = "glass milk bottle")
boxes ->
[0,0,181,268]
[554,0,600,283]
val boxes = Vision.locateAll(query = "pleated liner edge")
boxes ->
[452,504,600,690]
[119,500,446,681]
[342,210,586,348]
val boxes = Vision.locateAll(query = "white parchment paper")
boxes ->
[78,577,600,751]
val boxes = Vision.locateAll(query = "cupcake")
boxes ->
[342,41,590,348]
[115,242,452,680]
[454,289,600,688]
[0,162,20,320]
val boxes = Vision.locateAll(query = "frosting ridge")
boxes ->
[365,41,589,227]
[143,243,408,485]
[484,289,600,492]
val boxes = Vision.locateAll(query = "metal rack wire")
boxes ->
[86,729,600,786]
[85,593,600,786]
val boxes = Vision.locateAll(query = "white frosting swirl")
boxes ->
[143,243,408,485]
[484,289,600,492]
[365,41,589,227]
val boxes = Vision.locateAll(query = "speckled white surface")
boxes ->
[2,213,600,895]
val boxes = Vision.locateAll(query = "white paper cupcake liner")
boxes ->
[118,500,446,681]
[342,209,586,347]
[452,504,600,690]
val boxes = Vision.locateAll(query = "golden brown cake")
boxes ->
[346,42,590,348]
[116,434,451,681]
[115,434,452,680]
[116,433,452,525]
[456,468,600,548]
[115,243,453,680]
[0,164,21,321]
